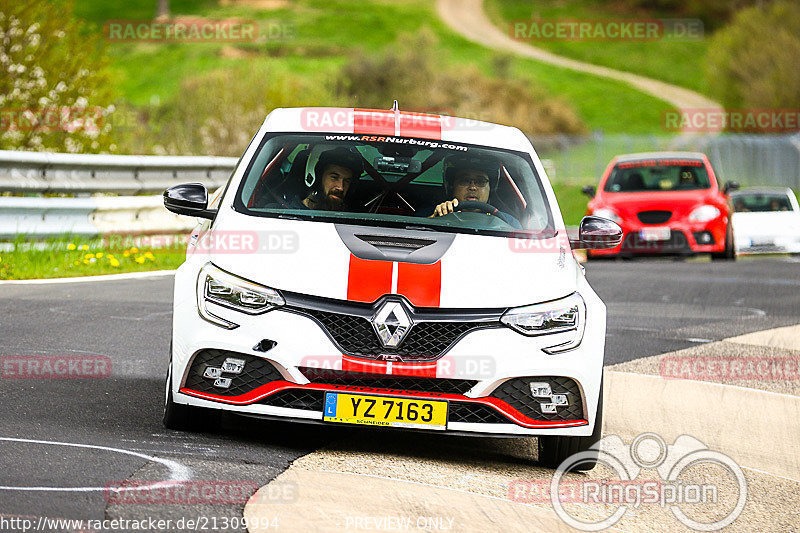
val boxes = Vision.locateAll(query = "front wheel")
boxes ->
[711,226,736,261]
[537,381,603,471]
[163,344,219,432]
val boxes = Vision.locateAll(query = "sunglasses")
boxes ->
[454,176,490,187]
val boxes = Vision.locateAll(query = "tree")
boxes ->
[705,1,800,109]
[0,0,117,152]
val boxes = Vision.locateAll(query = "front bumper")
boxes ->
[589,218,727,256]
[170,264,606,437]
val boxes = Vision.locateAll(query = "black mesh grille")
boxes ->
[490,377,583,422]
[184,349,282,396]
[448,402,509,424]
[260,389,324,410]
[637,210,672,224]
[300,309,487,361]
[621,230,690,253]
[299,367,477,395]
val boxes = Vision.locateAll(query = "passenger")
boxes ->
[298,147,363,210]
[431,155,521,228]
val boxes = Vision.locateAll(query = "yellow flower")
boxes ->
[109,258,120,267]
[96,252,104,258]
[85,253,95,259]
[144,252,155,260]
[106,254,115,260]
[81,244,89,251]
[82,259,90,265]
[135,256,146,264]
[67,243,76,250]
[123,251,130,257]
[130,247,139,253]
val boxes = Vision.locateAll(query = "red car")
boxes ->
[582,152,738,260]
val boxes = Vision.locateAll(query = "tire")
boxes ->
[537,380,603,471]
[163,343,220,432]
[711,226,736,261]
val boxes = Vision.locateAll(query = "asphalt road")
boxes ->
[0,256,797,531]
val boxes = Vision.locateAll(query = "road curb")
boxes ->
[604,369,800,481]
[0,269,176,284]
[244,469,572,533]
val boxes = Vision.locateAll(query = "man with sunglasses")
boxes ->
[431,154,521,228]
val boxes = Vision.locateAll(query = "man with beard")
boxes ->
[300,147,363,210]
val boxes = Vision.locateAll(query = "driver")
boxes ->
[298,147,363,210]
[678,166,698,188]
[431,154,521,228]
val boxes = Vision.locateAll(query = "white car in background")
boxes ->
[731,188,800,254]
[161,106,622,470]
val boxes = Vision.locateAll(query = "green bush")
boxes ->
[705,1,800,108]
[337,29,585,135]
[0,0,117,152]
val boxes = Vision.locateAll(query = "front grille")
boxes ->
[261,389,324,410]
[448,402,509,424]
[299,367,477,395]
[490,377,584,422]
[621,230,690,253]
[637,210,672,224]
[300,309,489,361]
[184,350,282,396]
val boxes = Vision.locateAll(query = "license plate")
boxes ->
[639,227,671,241]
[322,392,448,430]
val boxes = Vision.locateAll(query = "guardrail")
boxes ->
[0,150,238,194]
[0,196,195,239]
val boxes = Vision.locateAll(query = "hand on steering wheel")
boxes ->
[431,198,504,220]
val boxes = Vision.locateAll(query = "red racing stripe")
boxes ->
[346,254,392,303]
[396,261,442,307]
[354,109,394,136]
[342,355,388,374]
[398,112,441,140]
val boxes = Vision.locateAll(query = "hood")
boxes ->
[732,211,800,237]
[597,190,721,219]
[196,211,578,308]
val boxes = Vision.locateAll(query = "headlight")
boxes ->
[196,263,285,329]
[592,208,622,224]
[689,205,720,222]
[500,293,586,353]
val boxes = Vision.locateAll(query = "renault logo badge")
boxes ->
[372,301,412,348]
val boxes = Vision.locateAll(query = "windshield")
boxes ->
[232,133,554,237]
[732,193,794,212]
[605,158,711,192]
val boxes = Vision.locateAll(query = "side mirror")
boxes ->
[569,215,622,250]
[581,185,596,198]
[164,183,217,220]
[723,181,740,194]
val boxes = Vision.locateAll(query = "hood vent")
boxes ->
[355,234,435,252]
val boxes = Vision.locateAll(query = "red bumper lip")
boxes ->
[179,382,588,429]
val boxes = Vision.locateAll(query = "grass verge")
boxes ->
[486,0,710,95]
[0,235,186,280]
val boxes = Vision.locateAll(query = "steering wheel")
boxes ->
[453,200,505,220]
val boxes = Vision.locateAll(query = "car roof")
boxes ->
[260,107,534,153]
[730,187,793,196]
[613,151,708,162]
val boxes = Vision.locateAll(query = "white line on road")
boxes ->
[0,436,191,492]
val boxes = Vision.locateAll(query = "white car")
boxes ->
[731,188,800,254]
[162,107,621,469]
